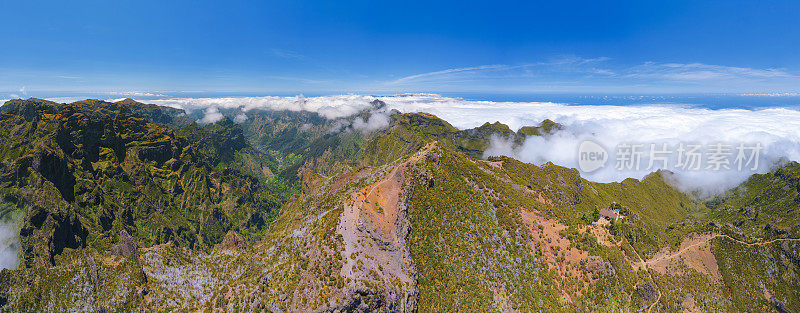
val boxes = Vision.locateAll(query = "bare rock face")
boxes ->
[111,229,139,258]
[214,230,247,251]
[330,145,436,313]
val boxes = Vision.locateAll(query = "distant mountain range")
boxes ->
[0,98,798,312]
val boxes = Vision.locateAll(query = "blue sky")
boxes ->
[1,0,799,96]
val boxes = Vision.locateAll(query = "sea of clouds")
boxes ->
[384,94,800,196]
[147,93,800,196]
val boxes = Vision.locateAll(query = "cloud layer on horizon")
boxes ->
[151,95,379,120]
[9,92,790,195]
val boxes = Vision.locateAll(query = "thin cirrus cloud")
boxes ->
[625,62,795,81]
[389,64,511,84]
[387,57,615,86]
[385,58,800,92]
[264,75,326,84]
[4,56,795,94]
[107,91,168,97]
[268,48,306,60]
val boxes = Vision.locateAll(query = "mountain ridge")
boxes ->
[0,98,797,312]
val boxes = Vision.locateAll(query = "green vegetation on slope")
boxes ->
[707,161,800,240]
[2,102,799,312]
[408,145,561,311]
[0,99,294,268]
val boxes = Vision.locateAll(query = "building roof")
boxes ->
[598,208,619,221]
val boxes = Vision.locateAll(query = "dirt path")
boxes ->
[722,235,800,246]
[633,233,721,282]
[639,234,800,268]
[641,238,712,266]
[618,236,662,313]
[630,234,800,312]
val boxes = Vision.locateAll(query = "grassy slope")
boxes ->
[408,146,561,311]
[699,162,800,312]
[707,162,800,240]
[406,145,714,311]
[3,107,799,312]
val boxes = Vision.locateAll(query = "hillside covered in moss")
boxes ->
[0,98,798,312]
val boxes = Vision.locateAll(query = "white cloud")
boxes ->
[451,96,800,195]
[375,94,800,195]
[197,106,224,125]
[151,95,379,120]
[327,119,351,134]
[233,112,248,124]
[352,110,391,133]
[0,213,21,270]
[483,134,517,158]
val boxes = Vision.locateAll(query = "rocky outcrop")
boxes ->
[111,229,139,258]
[214,230,247,251]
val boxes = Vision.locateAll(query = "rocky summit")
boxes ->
[0,98,798,312]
